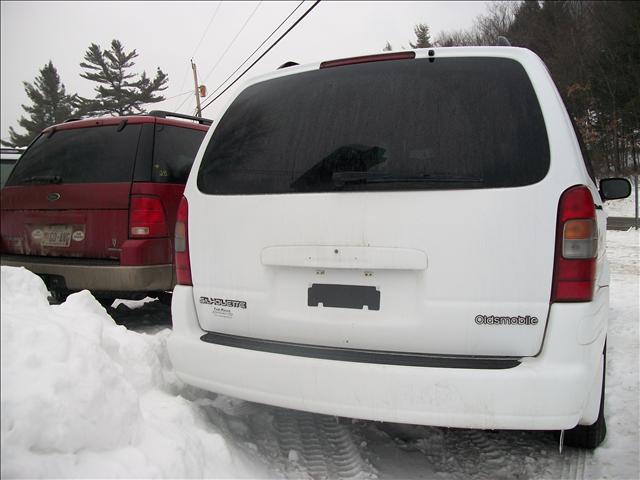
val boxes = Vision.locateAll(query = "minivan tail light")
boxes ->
[129,196,168,238]
[175,196,192,286]
[551,186,597,302]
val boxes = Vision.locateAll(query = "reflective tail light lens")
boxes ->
[551,186,597,302]
[320,51,416,69]
[129,196,168,238]
[563,219,597,258]
[175,196,192,286]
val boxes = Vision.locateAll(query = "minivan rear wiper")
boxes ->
[21,175,62,184]
[332,171,484,186]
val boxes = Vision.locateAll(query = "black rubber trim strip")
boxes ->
[200,332,521,369]
[1,254,119,266]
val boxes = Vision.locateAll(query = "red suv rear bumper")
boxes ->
[1,254,173,292]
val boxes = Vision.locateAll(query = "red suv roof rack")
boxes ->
[148,110,213,126]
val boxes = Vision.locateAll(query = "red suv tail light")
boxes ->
[175,196,192,286]
[551,185,597,302]
[129,196,168,238]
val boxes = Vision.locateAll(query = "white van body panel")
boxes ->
[169,285,608,429]
[189,187,556,356]
[170,47,610,431]
[185,48,599,357]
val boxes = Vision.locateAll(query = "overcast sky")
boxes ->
[1,0,492,143]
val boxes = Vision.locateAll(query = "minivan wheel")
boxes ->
[563,345,607,449]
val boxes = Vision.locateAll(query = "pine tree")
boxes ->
[410,23,432,49]
[1,61,78,147]
[78,39,168,116]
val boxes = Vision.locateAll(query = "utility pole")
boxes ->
[191,59,202,117]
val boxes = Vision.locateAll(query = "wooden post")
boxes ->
[191,59,202,117]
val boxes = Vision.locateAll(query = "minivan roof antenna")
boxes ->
[278,61,299,69]
[497,36,511,47]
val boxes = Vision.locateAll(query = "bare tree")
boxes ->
[435,2,517,46]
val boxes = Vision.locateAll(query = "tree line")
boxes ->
[2,39,168,147]
[386,1,639,178]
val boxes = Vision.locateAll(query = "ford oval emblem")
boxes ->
[47,192,61,202]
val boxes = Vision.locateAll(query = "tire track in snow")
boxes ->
[274,409,377,480]
[197,394,597,480]
[354,421,590,479]
[560,447,587,480]
[197,396,591,479]
[196,398,375,479]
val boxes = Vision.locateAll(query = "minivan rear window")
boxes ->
[198,57,550,194]
[7,124,142,185]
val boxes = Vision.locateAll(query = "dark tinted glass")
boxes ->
[133,123,155,182]
[198,57,550,195]
[1,160,18,188]
[152,124,205,183]
[8,124,142,185]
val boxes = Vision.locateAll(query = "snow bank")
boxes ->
[0,266,270,478]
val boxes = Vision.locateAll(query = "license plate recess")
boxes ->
[308,283,380,311]
[42,225,73,247]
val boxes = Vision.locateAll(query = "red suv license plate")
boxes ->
[42,225,73,247]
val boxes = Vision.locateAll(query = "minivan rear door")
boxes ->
[191,55,557,358]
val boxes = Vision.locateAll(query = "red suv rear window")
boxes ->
[7,124,142,186]
[151,124,206,183]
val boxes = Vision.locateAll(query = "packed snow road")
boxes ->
[1,229,638,479]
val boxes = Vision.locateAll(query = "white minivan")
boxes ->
[168,47,631,449]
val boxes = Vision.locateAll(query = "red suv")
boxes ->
[0,111,210,304]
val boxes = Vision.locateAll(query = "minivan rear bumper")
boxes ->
[1,254,173,292]
[168,285,608,431]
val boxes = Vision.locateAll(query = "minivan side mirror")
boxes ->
[599,178,631,201]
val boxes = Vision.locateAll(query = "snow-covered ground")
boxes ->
[0,269,274,478]
[1,228,638,479]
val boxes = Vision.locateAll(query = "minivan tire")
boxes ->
[564,344,607,449]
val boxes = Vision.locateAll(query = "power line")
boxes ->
[174,1,223,111]
[174,3,222,111]
[201,0,321,113]
[200,1,305,105]
[177,1,261,115]
[174,86,196,114]
[173,68,194,111]
[191,1,223,59]
[164,89,195,101]
[200,1,263,85]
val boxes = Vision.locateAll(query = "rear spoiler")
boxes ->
[148,110,213,126]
